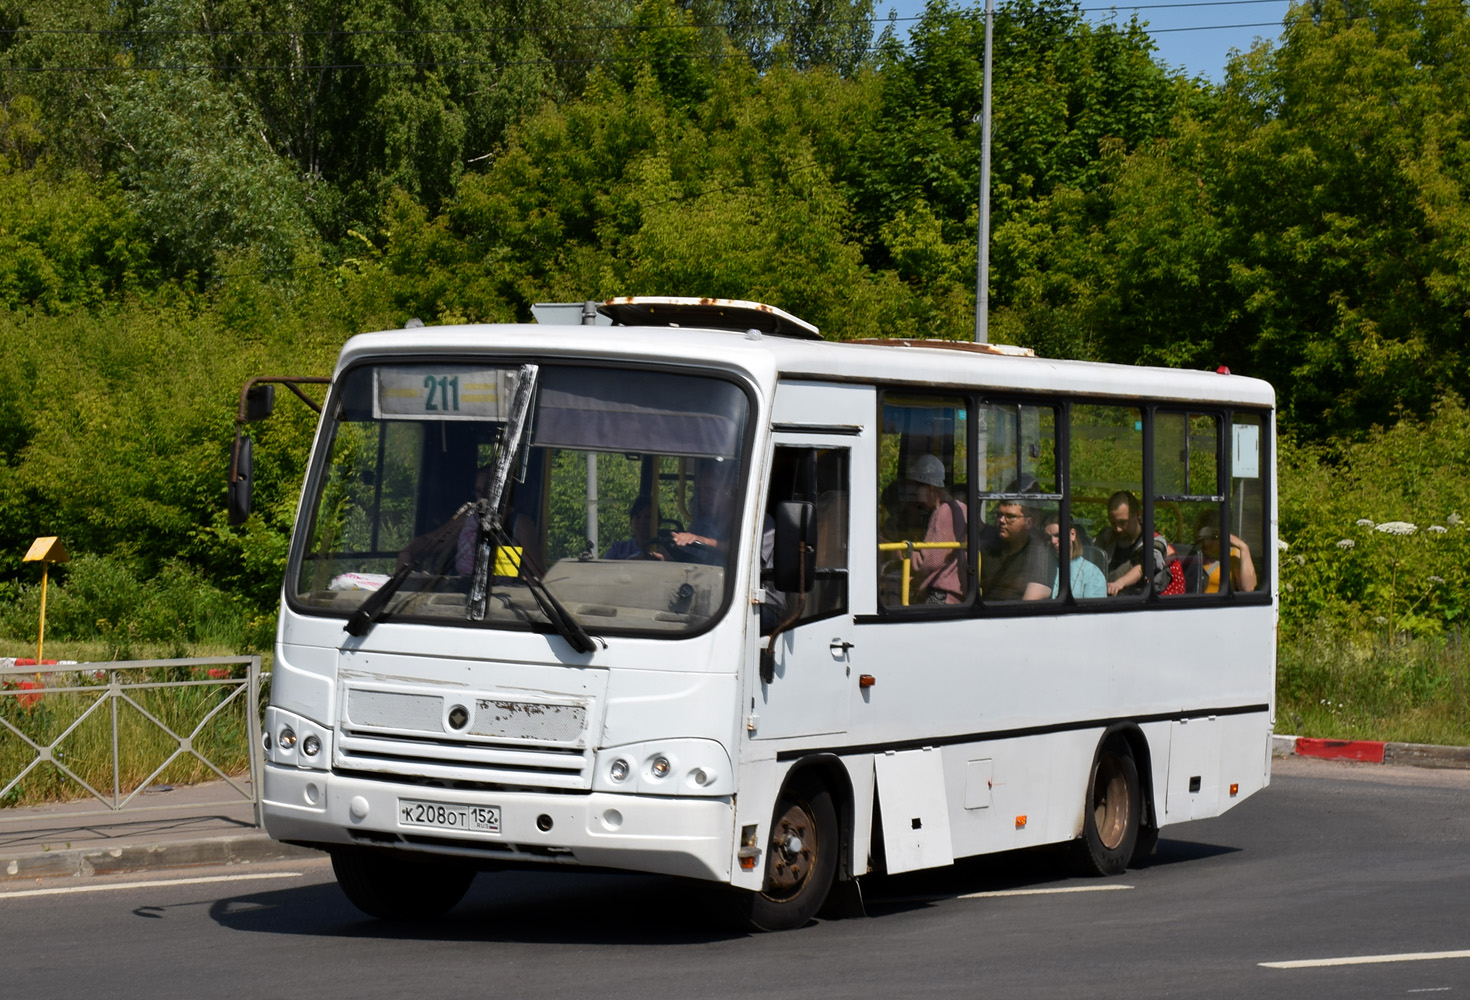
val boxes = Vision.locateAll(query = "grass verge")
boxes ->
[1277,627,1470,745]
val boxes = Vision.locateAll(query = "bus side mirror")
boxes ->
[228,435,253,526]
[772,500,816,593]
[244,384,276,422]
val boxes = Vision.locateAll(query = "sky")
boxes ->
[872,0,1295,82]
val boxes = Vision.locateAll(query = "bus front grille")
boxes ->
[335,685,595,791]
[334,730,591,790]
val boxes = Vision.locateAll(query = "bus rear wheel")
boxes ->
[737,776,838,932]
[330,847,475,921]
[1076,740,1141,877]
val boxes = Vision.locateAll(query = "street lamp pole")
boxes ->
[974,0,994,344]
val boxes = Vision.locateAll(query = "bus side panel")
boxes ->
[1213,711,1272,817]
[940,730,1096,861]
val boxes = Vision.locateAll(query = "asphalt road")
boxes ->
[3,756,1468,1000]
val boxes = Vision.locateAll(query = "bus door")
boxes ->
[751,391,871,740]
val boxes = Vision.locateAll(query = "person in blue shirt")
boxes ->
[603,495,654,560]
[1044,513,1106,599]
[669,459,736,557]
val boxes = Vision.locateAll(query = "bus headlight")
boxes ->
[592,739,733,796]
[264,707,331,771]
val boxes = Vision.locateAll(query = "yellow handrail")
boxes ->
[878,540,964,606]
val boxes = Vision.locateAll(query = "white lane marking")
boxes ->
[0,871,303,900]
[1406,988,1452,993]
[1261,950,1470,970]
[960,884,1133,900]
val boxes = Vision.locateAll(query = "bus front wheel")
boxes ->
[1077,740,1141,877]
[330,847,475,921]
[738,776,838,931]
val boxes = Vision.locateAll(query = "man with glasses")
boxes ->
[979,501,1053,601]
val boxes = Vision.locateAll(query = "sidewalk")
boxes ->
[3,737,1468,884]
[0,779,317,882]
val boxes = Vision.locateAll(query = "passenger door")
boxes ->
[751,384,872,741]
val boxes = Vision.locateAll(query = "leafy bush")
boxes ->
[0,553,249,659]
[1278,396,1470,640]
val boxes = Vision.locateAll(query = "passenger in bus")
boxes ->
[906,453,968,604]
[394,464,541,578]
[1096,491,1183,596]
[603,495,654,560]
[1096,491,1150,596]
[879,476,932,544]
[393,465,490,574]
[1192,513,1258,593]
[1043,514,1107,599]
[978,501,1053,601]
[669,458,735,556]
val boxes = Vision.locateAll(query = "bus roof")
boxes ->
[338,318,1274,409]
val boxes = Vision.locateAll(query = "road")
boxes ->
[3,756,1468,999]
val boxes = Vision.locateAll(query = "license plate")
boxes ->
[398,798,501,833]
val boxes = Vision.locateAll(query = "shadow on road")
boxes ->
[210,868,746,945]
[208,835,1243,943]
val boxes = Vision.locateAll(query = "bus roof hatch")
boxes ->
[532,297,821,340]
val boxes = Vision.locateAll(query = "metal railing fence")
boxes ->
[0,656,264,825]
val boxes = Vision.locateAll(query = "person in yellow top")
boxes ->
[1193,516,1257,593]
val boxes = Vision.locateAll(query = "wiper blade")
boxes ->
[344,563,413,637]
[510,532,597,654]
[344,500,472,637]
[469,364,538,621]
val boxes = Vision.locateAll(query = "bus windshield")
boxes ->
[290,362,752,638]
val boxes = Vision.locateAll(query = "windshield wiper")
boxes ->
[343,564,413,637]
[461,364,596,653]
[343,499,471,637]
[477,519,597,654]
[468,364,537,622]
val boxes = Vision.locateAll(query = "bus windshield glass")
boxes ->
[290,363,752,637]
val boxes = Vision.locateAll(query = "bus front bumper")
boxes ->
[262,764,734,882]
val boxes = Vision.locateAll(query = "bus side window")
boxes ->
[1071,405,1145,598]
[762,447,848,633]
[1155,411,1223,598]
[877,395,970,610]
[975,401,1059,603]
[1228,413,1268,594]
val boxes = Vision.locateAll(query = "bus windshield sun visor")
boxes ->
[532,368,743,458]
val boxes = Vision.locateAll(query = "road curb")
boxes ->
[2,834,321,882]
[1273,734,1470,769]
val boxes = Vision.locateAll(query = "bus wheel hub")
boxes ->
[769,804,814,893]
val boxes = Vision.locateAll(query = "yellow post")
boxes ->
[22,537,69,664]
[37,561,48,662]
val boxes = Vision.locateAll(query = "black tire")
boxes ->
[330,848,475,921]
[1076,740,1141,877]
[1131,821,1160,866]
[735,776,839,932]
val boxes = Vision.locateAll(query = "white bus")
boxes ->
[238,297,1276,930]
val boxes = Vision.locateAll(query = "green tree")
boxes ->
[689,0,877,74]
[991,0,1470,435]
[1212,0,1470,434]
